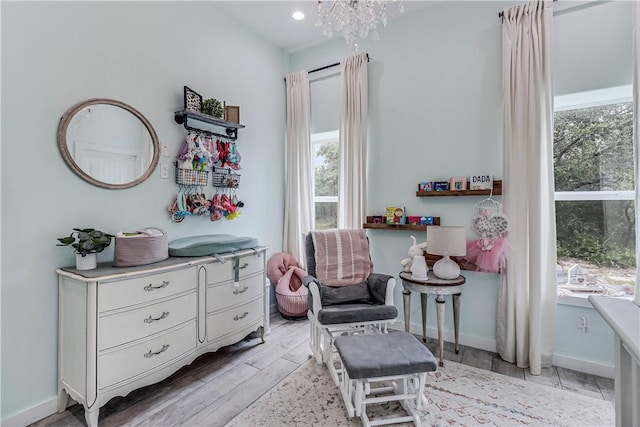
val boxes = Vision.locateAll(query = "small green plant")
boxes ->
[57,228,114,257]
[202,98,223,118]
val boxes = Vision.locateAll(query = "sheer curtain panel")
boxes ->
[497,0,557,375]
[338,53,368,229]
[284,71,313,264]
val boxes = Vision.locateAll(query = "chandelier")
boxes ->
[315,0,404,52]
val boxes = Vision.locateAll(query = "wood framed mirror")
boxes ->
[57,98,160,189]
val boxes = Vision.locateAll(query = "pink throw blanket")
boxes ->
[310,229,372,286]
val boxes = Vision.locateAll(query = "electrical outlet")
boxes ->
[160,142,170,157]
[160,163,169,179]
[576,311,589,333]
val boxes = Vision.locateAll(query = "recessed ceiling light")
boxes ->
[291,10,305,21]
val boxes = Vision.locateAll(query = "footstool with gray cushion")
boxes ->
[334,332,438,427]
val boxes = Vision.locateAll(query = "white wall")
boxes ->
[290,0,631,373]
[1,1,287,421]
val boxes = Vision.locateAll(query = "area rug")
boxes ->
[226,359,614,427]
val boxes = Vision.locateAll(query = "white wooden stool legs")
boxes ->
[337,359,429,426]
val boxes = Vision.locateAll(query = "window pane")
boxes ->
[315,202,337,230]
[315,141,338,197]
[313,133,339,229]
[555,200,636,288]
[554,100,635,292]
[554,102,633,192]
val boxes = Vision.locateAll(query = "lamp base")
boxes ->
[433,256,460,280]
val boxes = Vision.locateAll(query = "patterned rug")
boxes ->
[226,358,614,427]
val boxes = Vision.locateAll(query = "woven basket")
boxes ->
[113,227,169,267]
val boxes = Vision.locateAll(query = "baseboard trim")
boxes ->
[2,395,64,427]
[552,353,614,379]
[391,321,497,353]
[394,321,614,378]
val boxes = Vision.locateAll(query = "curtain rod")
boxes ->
[309,53,370,74]
[498,0,557,19]
[284,54,370,81]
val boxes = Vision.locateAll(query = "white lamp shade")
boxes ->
[426,226,467,257]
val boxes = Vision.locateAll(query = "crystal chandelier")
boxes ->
[315,0,404,52]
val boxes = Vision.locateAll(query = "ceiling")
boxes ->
[214,1,436,53]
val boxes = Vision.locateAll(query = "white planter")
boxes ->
[76,253,97,270]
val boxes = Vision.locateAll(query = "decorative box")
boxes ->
[420,216,435,225]
[407,216,422,225]
[113,227,169,267]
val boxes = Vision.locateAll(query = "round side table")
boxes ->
[399,271,465,367]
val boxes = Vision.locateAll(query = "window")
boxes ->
[312,131,339,230]
[553,86,636,292]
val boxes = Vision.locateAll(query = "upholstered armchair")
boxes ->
[303,229,398,381]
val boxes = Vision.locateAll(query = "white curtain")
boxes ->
[633,1,640,307]
[497,0,557,375]
[284,71,313,264]
[338,53,368,229]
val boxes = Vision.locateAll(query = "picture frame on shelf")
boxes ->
[469,174,493,190]
[184,86,203,113]
[224,105,240,124]
[419,182,433,192]
[450,176,467,191]
[433,181,449,191]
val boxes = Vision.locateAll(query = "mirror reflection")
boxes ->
[57,99,159,189]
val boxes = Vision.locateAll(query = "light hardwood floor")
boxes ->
[32,313,614,427]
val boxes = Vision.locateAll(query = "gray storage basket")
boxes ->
[113,227,169,267]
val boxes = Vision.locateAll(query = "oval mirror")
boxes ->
[57,98,160,189]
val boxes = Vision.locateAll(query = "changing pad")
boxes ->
[168,234,259,257]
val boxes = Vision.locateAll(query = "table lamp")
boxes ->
[427,226,467,280]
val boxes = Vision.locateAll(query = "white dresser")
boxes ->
[56,248,267,427]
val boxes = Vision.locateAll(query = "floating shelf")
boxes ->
[174,109,245,140]
[416,180,502,197]
[363,217,441,231]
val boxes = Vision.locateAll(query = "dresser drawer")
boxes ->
[206,273,263,312]
[205,252,264,285]
[99,268,196,312]
[99,292,196,350]
[206,297,263,341]
[98,320,196,389]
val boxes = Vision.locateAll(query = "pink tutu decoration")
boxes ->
[463,237,510,273]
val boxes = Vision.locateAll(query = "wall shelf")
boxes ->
[363,217,441,231]
[174,109,245,140]
[417,180,502,197]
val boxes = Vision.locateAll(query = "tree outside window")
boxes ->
[554,87,635,292]
[312,131,339,230]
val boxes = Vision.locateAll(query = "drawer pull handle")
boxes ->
[144,311,170,323]
[235,263,249,270]
[144,344,170,358]
[234,311,249,321]
[144,280,170,292]
[233,287,249,295]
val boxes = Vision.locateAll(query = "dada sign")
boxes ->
[469,174,493,190]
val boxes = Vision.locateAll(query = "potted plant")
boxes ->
[202,98,224,118]
[57,228,114,270]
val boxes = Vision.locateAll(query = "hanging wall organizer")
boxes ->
[170,87,246,223]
